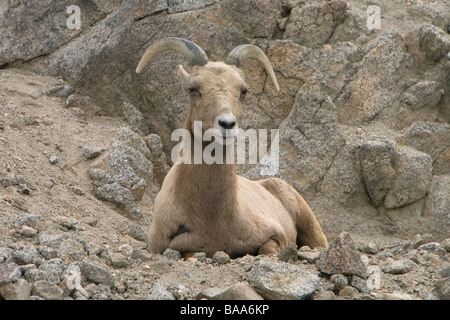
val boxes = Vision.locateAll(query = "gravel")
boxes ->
[0,219,449,300]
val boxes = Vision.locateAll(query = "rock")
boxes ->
[399,122,450,176]
[440,265,450,278]
[110,252,130,268]
[350,276,369,294]
[116,220,148,242]
[193,252,207,263]
[133,0,217,18]
[31,280,64,300]
[435,278,450,300]
[221,283,263,300]
[0,0,112,66]
[69,186,85,196]
[89,128,154,218]
[147,280,175,300]
[212,251,231,264]
[298,250,321,264]
[0,248,13,263]
[0,279,32,300]
[163,248,182,261]
[425,175,450,238]
[381,291,413,300]
[14,214,45,232]
[197,282,263,300]
[19,226,38,237]
[117,244,133,257]
[337,30,408,125]
[330,274,348,293]
[131,248,152,262]
[247,260,321,300]
[145,134,164,158]
[22,265,44,284]
[406,234,435,250]
[382,258,416,275]
[278,89,345,195]
[63,264,89,299]
[1,173,25,188]
[93,183,143,218]
[312,290,336,300]
[363,243,379,255]
[318,232,368,279]
[49,155,59,165]
[38,259,66,285]
[359,141,432,209]
[416,24,450,62]
[87,283,112,300]
[338,286,358,298]
[12,246,42,265]
[83,146,105,160]
[65,95,79,108]
[284,0,349,48]
[422,252,442,266]
[122,102,149,135]
[402,81,443,111]
[418,242,442,252]
[384,146,432,209]
[441,239,450,252]
[172,284,190,300]
[278,243,298,263]
[79,261,115,288]
[0,263,22,284]
[45,84,74,98]
[58,239,86,262]
[358,139,396,206]
[38,231,70,249]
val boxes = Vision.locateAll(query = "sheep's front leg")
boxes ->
[147,218,171,254]
[257,238,281,256]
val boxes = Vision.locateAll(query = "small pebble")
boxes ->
[212,251,230,264]
[330,274,348,292]
[20,226,38,237]
[364,242,378,254]
[162,248,181,261]
[83,146,105,160]
[49,156,59,165]
[338,286,358,297]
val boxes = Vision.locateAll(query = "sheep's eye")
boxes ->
[240,88,248,99]
[188,87,202,98]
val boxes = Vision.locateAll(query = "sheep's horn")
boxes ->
[225,44,280,92]
[136,37,209,73]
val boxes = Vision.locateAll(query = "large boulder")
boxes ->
[284,0,350,48]
[359,140,432,209]
[88,127,156,218]
[0,0,120,67]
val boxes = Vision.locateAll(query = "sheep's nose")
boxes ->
[218,118,236,130]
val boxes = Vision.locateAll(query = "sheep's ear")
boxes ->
[178,64,191,86]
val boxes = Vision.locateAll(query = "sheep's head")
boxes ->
[136,38,279,142]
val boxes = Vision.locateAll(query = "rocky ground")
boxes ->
[0,69,449,300]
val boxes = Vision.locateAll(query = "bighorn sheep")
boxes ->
[137,37,327,258]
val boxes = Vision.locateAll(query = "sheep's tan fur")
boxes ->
[146,60,327,258]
